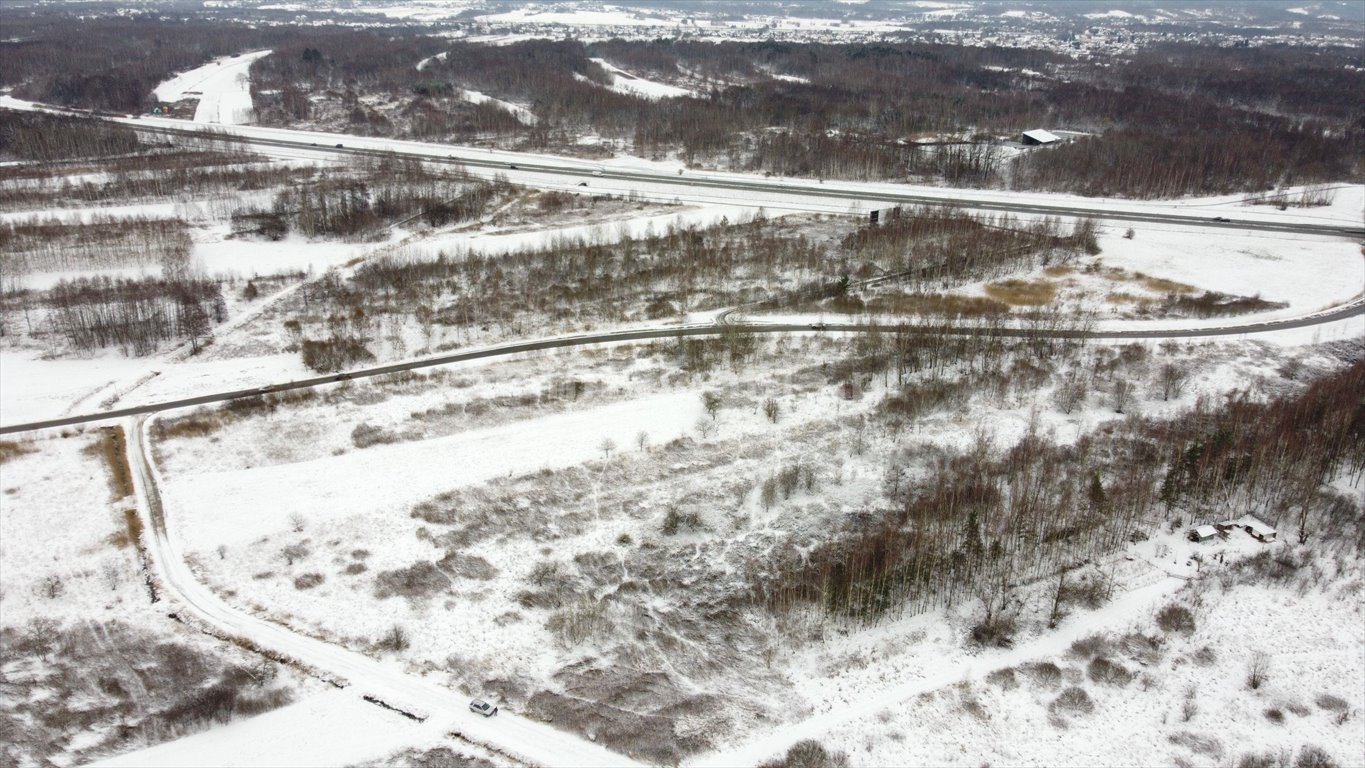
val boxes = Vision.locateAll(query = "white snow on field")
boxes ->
[154,51,271,125]
[93,689,442,768]
[1085,9,1139,19]
[589,58,695,100]
[0,353,153,426]
[191,228,364,279]
[813,556,1364,768]
[162,392,700,552]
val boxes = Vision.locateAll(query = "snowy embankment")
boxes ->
[587,58,695,99]
[153,50,272,125]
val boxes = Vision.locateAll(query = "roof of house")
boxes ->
[1022,129,1061,144]
[1193,525,1218,538]
[1244,518,1276,536]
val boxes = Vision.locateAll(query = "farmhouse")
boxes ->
[1243,518,1277,543]
[1021,129,1061,145]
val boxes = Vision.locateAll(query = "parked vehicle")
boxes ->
[469,699,498,717]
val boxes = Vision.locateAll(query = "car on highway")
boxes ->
[469,699,498,717]
[1211,216,1231,223]
[335,143,344,148]
[809,322,827,330]
[592,169,603,177]
[334,373,351,381]
[507,163,518,170]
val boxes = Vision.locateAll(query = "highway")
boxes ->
[117,120,1365,240]
[3,299,1362,436]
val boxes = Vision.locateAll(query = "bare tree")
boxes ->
[1247,651,1271,689]
[635,430,649,452]
[1113,379,1133,414]
[702,391,722,421]
[598,437,616,461]
[1158,363,1189,401]
[763,397,780,424]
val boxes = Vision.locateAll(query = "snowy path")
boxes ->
[126,415,644,768]
[690,575,1186,767]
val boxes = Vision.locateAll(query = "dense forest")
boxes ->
[3,10,1359,197]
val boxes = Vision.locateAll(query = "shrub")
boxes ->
[1264,708,1285,724]
[970,615,1016,648]
[374,561,450,600]
[1169,731,1224,759]
[1068,633,1111,659]
[1237,752,1280,768]
[344,562,367,575]
[1087,657,1134,686]
[1022,661,1064,688]
[375,624,410,652]
[757,739,851,768]
[986,667,1018,690]
[1050,686,1095,716]
[437,551,498,580]
[293,573,324,590]
[1295,746,1340,768]
[1157,604,1197,634]
[1315,694,1348,712]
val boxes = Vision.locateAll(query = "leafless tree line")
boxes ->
[42,276,226,355]
[0,215,190,275]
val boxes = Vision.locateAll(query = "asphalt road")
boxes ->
[118,121,1365,239]
[4,301,1362,435]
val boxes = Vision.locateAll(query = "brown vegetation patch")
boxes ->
[0,439,36,464]
[985,279,1057,306]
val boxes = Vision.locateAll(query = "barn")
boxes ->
[1021,129,1061,146]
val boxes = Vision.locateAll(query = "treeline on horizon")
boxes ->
[1,12,1361,197]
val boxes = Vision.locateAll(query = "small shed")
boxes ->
[1214,520,1240,534]
[1021,129,1061,146]
[1187,525,1218,543]
[1244,518,1277,543]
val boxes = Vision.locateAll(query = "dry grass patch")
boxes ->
[83,427,134,500]
[1141,276,1197,294]
[1044,264,1074,277]
[861,293,1009,317]
[0,439,37,464]
[985,279,1057,306]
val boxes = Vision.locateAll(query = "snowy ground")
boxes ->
[153,51,272,125]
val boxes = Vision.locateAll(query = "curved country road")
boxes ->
[125,414,644,768]
[3,299,1362,435]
